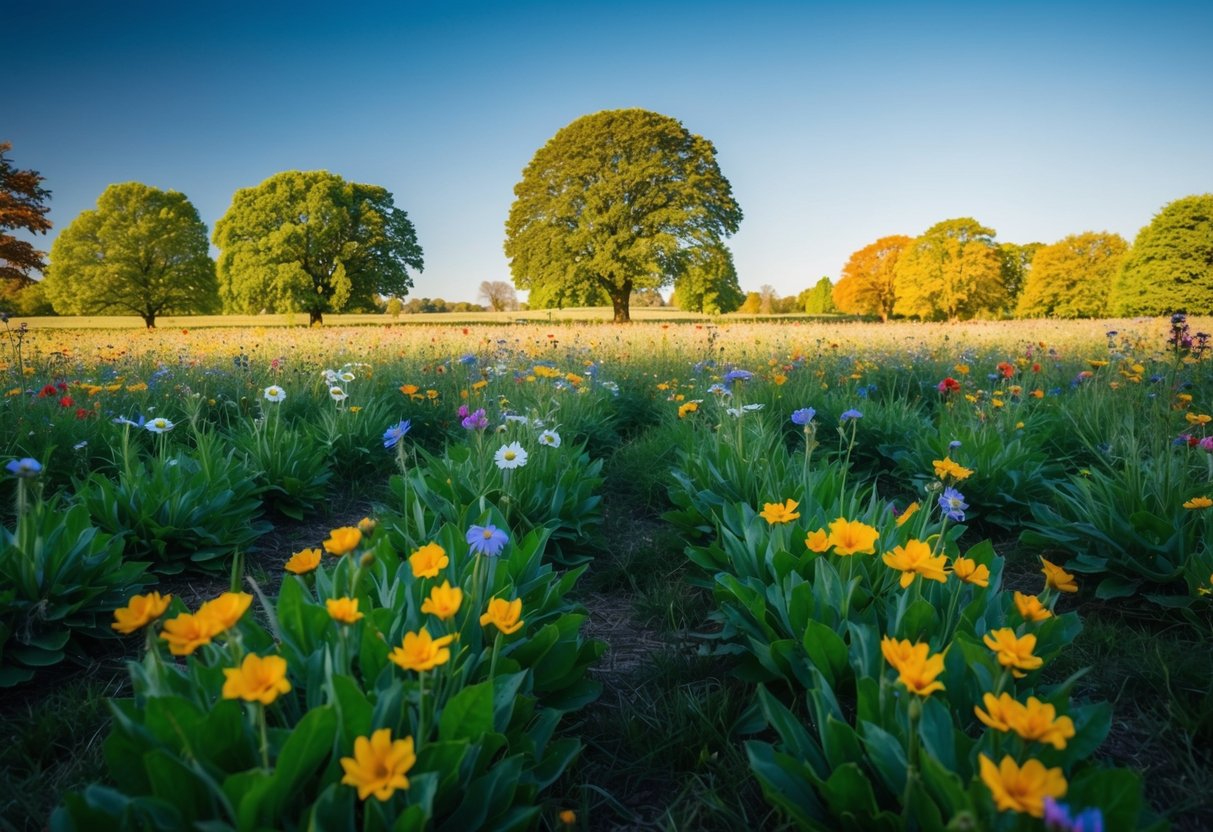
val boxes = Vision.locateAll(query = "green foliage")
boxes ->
[997,241,1042,310]
[0,500,148,686]
[801,277,837,315]
[43,183,217,328]
[504,109,742,323]
[77,432,270,575]
[1016,232,1128,318]
[671,243,744,314]
[1111,194,1213,315]
[234,416,332,521]
[894,219,1006,321]
[213,170,424,325]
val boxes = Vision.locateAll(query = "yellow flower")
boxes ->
[222,654,291,704]
[1185,412,1211,425]
[420,580,463,621]
[677,400,699,418]
[389,628,455,672]
[1040,558,1078,593]
[759,498,800,525]
[358,516,377,536]
[805,528,830,553]
[1183,496,1213,509]
[951,556,990,588]
[983,628,1044,678]
[895,645,946,697]
[399,384,419,396]
[894,501,919,527]
[932,457,974,481]
[974,691,1021,732]
[160,612,221,656]
[882,539,949,588]
[979,754,1067,818]
[323,526,363,556]
[1013,697,1076,750]
[326,597,364,624]
[112,591,172,634]
[954,363,970,375]
[559,809,577,825]
[409,542,449,578]
[340,728,415,801]
[880,636,918,673]
[197,592,254,632]
[826,517,879,556]
[1013,591,1052,622]
[480,597,525,635]
[285,548,323,574]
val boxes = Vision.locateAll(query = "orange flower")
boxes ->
[880,635,918,673]
[1183,496,1213,510]
[285,548,322,574]
[160,612,221,656]
[389,628,455,672]
[420,580,463,621]
[882,539,948,588]
[826,517,879,556]
[1040,558,1078,593]
[974,691,1020,732]
[1014,696,1076,750]
[409,542,449,578]
[340,728,415,801]
[222,654,291,704]
[804,528,830,552]
[111,591,172,634]
[759,499,800,525]
[983,628,1044,678]
[894,501,920,527]
[932,458,974,481]
[480,597,525,635]
[1013,591,1052,622]
[895,645,946,697]
[951,556,990,588]
[197,592,253,632]
[323,527,363,556]
[979,754,1067,817]
[326,597,364,624]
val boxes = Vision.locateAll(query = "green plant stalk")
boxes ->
[489,630,503,680]
[417,670,427,750]
[256,703,269,769]
[901,697,922,824]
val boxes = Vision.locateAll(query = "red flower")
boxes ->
[59,396,75,408]
[937,377,961,394]
[38,384,57,398]
[997,362,1015,378]
[75,408,90,420]
[1031,363,1041,373]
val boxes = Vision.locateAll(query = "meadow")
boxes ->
[1,314,1210,831]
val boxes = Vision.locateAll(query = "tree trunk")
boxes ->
[610,292,631,323]
[142,313,156,329]
[309,309,324,326]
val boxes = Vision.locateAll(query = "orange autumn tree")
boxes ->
[832,234,913,321]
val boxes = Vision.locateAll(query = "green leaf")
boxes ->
[439,681,493,742]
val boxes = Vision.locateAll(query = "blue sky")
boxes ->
[8,1,1213,304]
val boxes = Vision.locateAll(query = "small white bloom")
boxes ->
[145,417,175,433]
[538,429,562,448]
[339,371,356,383]
[494,441,528,470]
[322,369,340,384]
[742,403,764,412]
[329,386,348,402]
[263,385,286,403]
[73,441,88,451]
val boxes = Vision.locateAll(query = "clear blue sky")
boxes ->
[9,0,1213,303]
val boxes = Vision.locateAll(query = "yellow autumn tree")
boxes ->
[1015,231,1128,318]
[833,235,913,321]
[893,218,1006,320]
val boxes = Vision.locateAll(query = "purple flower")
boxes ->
[840,409,863,422]
[457,404,470,419]
[723,369,752,383]
[467,524,509,557]
[790,408,816,426]
[1200,436,1213,452]
[5,457,42,478]
[383,419,411,450]
[938,487,968,522]
[1044,797,1103,832]
[461,408,488,430]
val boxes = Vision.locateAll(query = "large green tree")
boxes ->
[833,235,913,321]
[893,218,1005,320]
[43,183,216,328]
[214,171,423,325]
[505,109,742,323]
[1,142,53,310]
[671,243,744,314]
[997,241,1042,312]
[1110,194,1213,316]
[800,276,837,315]
[1015,232,1128,318]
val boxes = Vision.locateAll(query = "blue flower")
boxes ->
[383,419,412,450]
[948,440,962,450]
[722,369,752,386]
[5,457,42,478]
[790,407,816,426]
[840,409,863,422]
[113,413,146,428]
[467,524,509,557]
[938,487,968,522]
[459,354,477,365]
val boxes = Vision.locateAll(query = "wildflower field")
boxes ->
[1,314,1211,832]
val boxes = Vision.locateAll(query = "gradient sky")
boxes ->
[8,0,1213,304]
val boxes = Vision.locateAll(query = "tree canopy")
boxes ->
[833,235,913,321]
[800,277,837,315]
[671,243,743,314]
[893,219,1006,320]
[1110,194,1213,316]
[1,142,53,314]
[478,280,518,311]
[43,183,216,328]
[214,170,423,325]
[504,109,742,323]
[1016,232,1128,318]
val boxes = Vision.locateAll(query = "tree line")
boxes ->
[2,116,1211,326]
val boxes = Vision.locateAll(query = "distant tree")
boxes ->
[801,277,837,315]
[0,279,55,316]
[1110,194,1213,316]
[385,297,403,317]
[0,142,53,293]
[629,288,666,307]
[1016,232,1128,318]
[997,242,1043,311]
[478,280,518,311]
[43,183,217,328]
[833,235,913,321]
[214,170,423,325]
[738,291,762,314]
[505,109,742,323]
[757,284,779,315]
[893,219,1005,320]
[671,243,744,313]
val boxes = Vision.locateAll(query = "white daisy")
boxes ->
[329,386,348,402]
[538,429,562,448]
[263,385,286,403]
[145,417,175,433]
[494,441,528,470]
